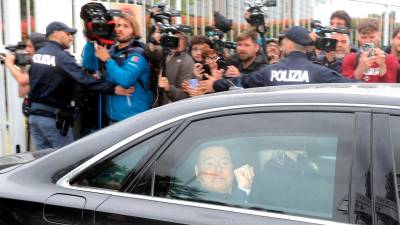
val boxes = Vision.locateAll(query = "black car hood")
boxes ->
[0,149,55,172]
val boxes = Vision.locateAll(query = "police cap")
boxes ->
[282,26,313,46]
[46,21,77,37]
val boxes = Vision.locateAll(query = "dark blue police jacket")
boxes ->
[29,41,115,109]
[214,51,355,92]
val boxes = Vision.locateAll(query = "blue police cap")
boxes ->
[282,26,313,46]
[46,21,77,37]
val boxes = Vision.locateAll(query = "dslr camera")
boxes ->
[0,42,31,66]
[150,0,191,49]
[311,20,349,52]
[80,2,121,44]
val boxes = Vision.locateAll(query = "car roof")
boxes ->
[176,83,400,109]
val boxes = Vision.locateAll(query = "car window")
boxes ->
[153,112,354,222]
[391,116,400,198]
[71,131,167,191]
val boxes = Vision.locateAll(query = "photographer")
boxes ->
[1,33,46,98]
[341,18,398,83]
[225,31,267,77]
[84,8,154,123]
[28,21,134,150]
[157,32,194,105]
[317,32,351,73]
[200,31,268,92]
[202,26,355,93]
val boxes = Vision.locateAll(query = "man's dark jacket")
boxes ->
[214,53,268,91]
[29,41,115,109]
[214,51,355,92]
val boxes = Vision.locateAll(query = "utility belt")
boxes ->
[30,102,57,118]
[30,102,77,136]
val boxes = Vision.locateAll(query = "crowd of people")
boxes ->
[1,8,399,151]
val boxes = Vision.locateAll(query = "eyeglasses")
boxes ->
[205,56,219,61]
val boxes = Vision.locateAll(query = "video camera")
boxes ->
[245,0,276,32]
[150,0,191,49]
[80,2,121,45]
[206,26,237,52]
[0,42,31,66]
[311,20,350,52]
[205,11,235,71]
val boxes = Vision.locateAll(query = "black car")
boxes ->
[1,83,400,225]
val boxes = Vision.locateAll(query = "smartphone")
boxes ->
[217,59,227,70]
[188,79,198,88]
[362,43,375,57]
[202,64,211,76]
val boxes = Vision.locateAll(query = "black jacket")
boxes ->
[29,41,115,109]
[226,53,268,75]
[214,53,268,91]
[214,51,355,91]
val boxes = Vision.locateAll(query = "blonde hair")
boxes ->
[119,7,142,39]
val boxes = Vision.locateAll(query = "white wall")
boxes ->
[34,0,73,34]
[3,0,26,153]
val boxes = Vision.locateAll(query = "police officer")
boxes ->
[29,21,133,150]
[203,26,354,92]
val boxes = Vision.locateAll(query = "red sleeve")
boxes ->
[341,53,357,79]
[381,54,399,83]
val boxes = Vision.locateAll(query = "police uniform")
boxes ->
[240,51,353,87]
[213,26,355,91]
[29,22,116,150]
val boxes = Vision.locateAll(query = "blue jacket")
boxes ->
[82,41,153,121]
[29,41,115,109]
[214,51,356,91]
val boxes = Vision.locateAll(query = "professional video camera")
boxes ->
[245,0,276,32]
[0,42,31,66]
[311,20,350,52]
[80,2,121,45]
[205,26,237,70]
[150,0,191,49]
[245,0,276,63]
[206,26,237,51]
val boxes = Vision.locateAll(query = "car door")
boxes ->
[52,127,173,225]
[94,106,367,225]
[377,113,400,225]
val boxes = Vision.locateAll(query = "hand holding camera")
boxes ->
[95,44,111,62]
[0,53,16,69]
[0,42,31,66]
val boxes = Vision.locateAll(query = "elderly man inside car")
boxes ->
[194,145,255,203]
